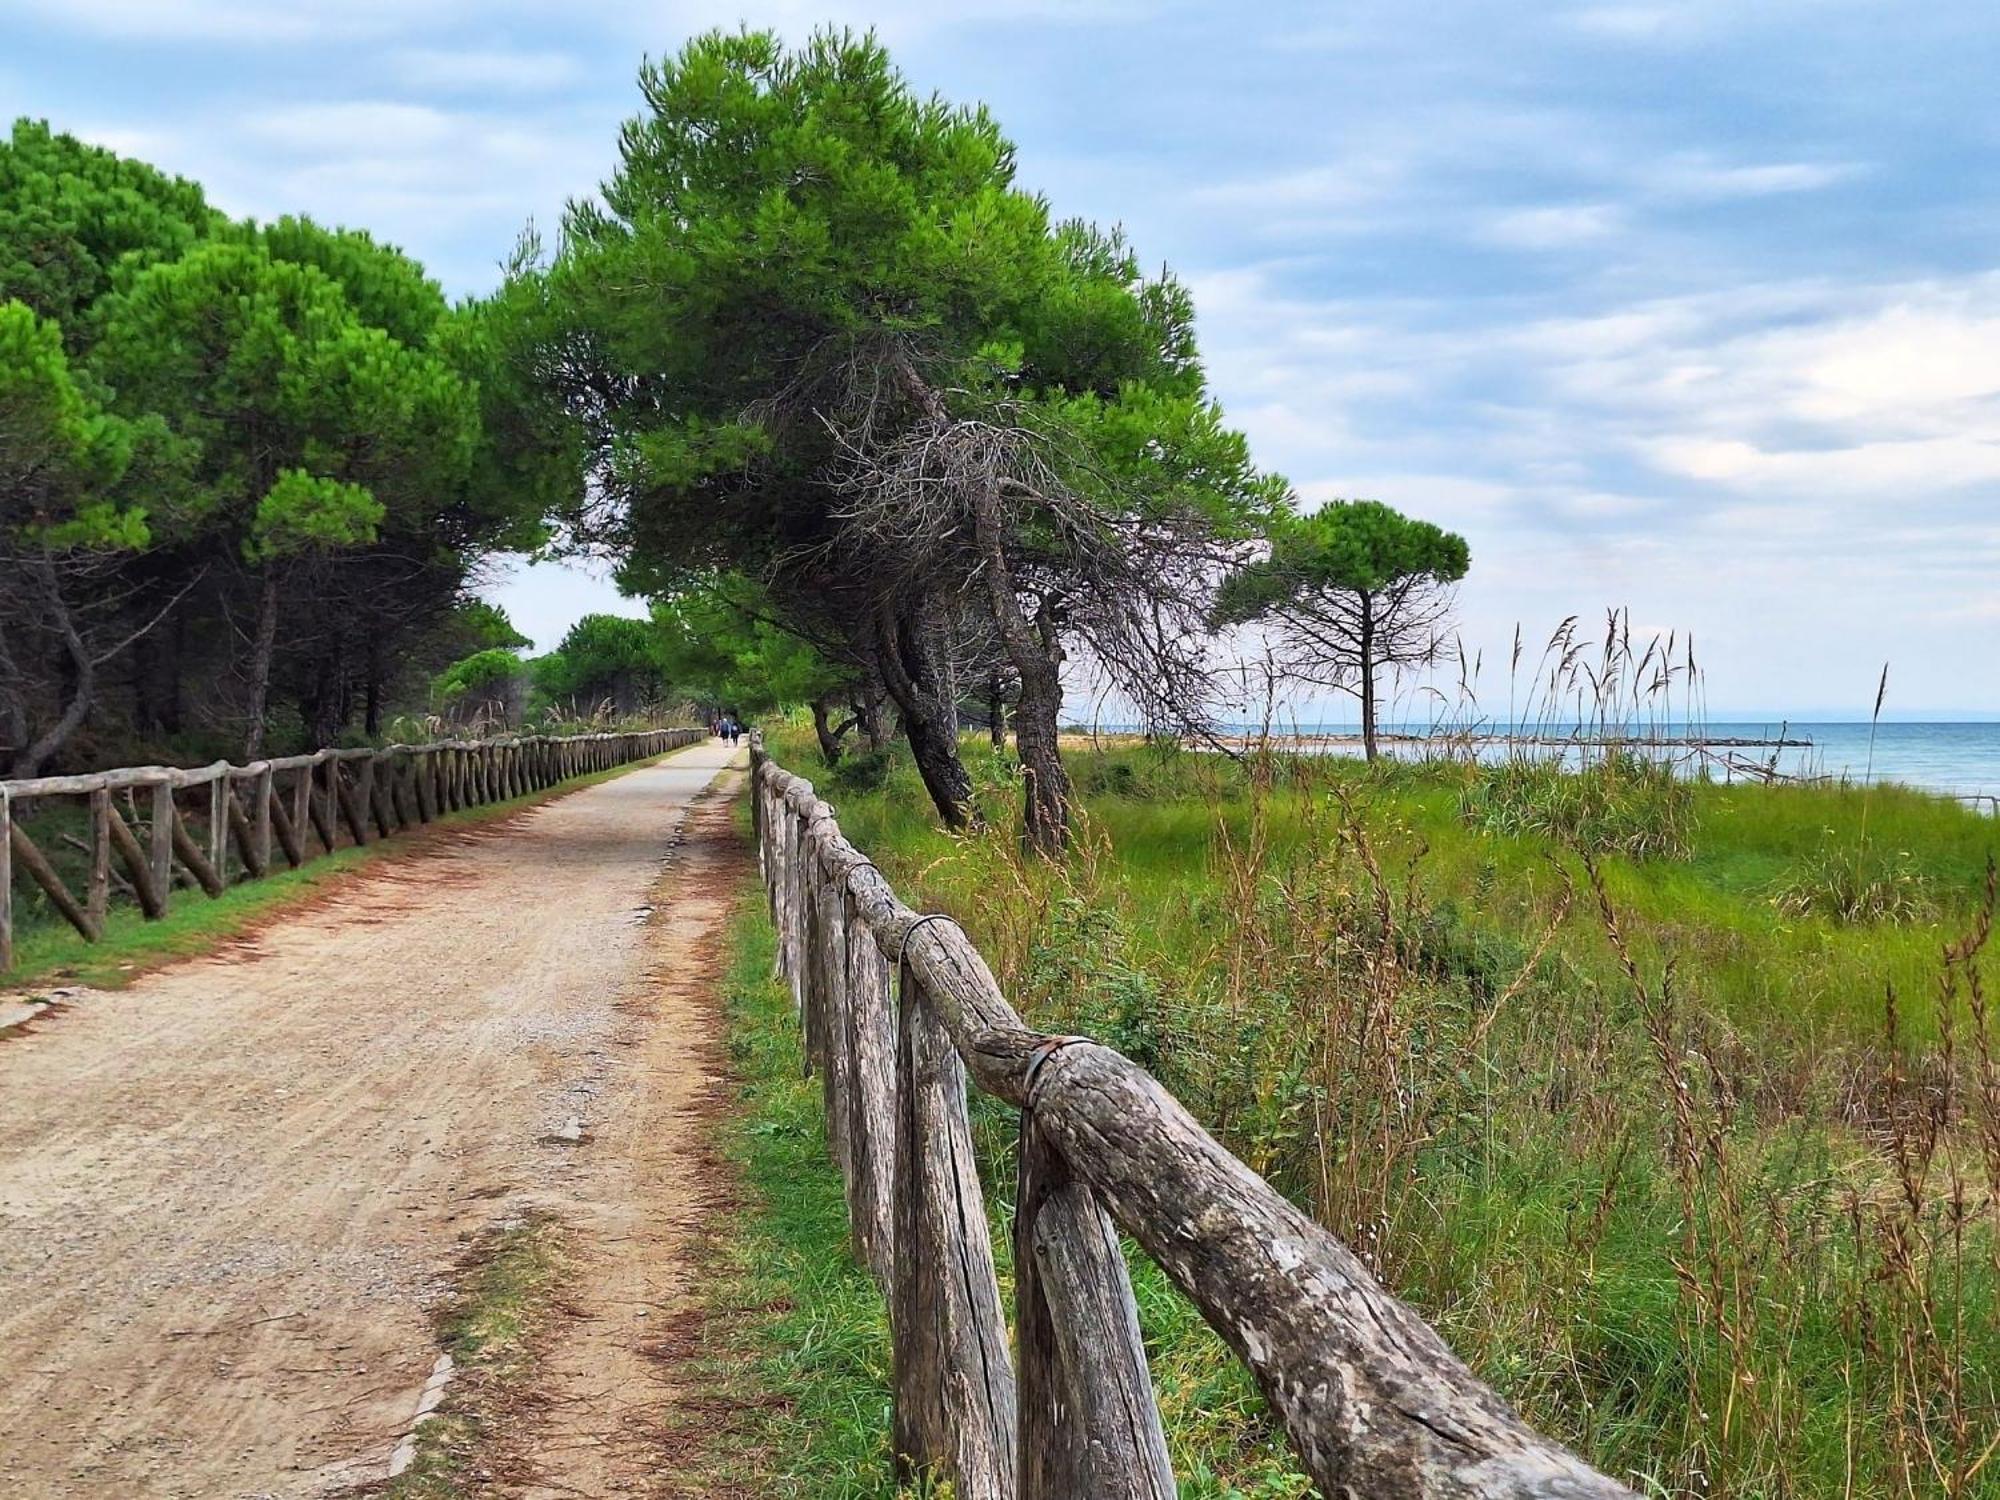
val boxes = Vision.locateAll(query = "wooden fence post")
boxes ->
[10,817,96,941]
[87,787,110,931]
[167,803,225,897]
[808,850,852,1168]
[226,780,267,878]
[208,774,229,884]
[106,801,164,919]
[254,766,274,870]
[148,780,174,907]
[0,727,694,972]
[772,792,795,990]
[268,781,304,868]
[0,789,12,971]
[890,971,1017,1497]
[843,880,897,1290]
[274,767,303,858]
[1014,1113,1175,1500]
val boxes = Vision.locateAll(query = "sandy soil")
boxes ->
[0,741,747,1499]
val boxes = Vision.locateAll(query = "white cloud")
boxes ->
[391,47,584,93]
[1480,203,1623,249]
[1505,275,2000,499]
[1299,474,1515,519]
[1651,434,2000,492]
[1193,161,1407,211]
[1651,156,1862,200]
[1757,301,2000,423]
[9,0,467,42]
[247,102,464,154]
[1566,5,1693,42]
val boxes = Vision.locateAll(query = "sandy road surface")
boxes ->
[0,740,747,1498]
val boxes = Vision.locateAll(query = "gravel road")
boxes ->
[0,740,746,1497]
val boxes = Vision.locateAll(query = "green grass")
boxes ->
[762,727,2000,1498]
[694,881,898,1495]
[705,871,1312,1497]
[382,1212,571,1499]
[2,749,696,993]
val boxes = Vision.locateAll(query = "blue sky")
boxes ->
[6,0,1998,716]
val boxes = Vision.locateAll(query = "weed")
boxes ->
[756,717,2000,1495]
[1769,843,1940,925]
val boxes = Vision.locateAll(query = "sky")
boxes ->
[6,0,1998,718]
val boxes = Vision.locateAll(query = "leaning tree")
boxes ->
[1213,500,1469,761]
[522,30,1279,845]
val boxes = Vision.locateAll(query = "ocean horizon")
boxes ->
[1085,720,2000,801]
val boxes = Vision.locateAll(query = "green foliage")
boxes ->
[652,577,848,711]
[0,299,144,546]
[528,613,666,710]
[432,647,522,704]
[455,600,531,653]
[1213,499,1469,624]
[0,122,574,770]
[94,238,477,548]
[248,468,383,561]
[0,118,221,340]
[521,31,1279,804]
[826,746,899,795]
[1459,752,1698,861]
[429,285,565,555]
[252,214,447,346]
[538,27,1052,578]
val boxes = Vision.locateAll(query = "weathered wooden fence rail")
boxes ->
[1,727,704,973]
[752,734,1636,1499]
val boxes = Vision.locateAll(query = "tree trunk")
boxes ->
[364,635,384,738]
[161,606,185,736]
[1359,592,1378,764]
[243,572,281,760]
[872,597,974,828]
[14,557,96,779]
[0,613,32,774]
[987,669,1006,751]
[969,483,1069,853]
[810,694,847,766]
[306,642,339,750]
[133,630,157,737]
[855,663,891,751]
[1012,642,1069,853]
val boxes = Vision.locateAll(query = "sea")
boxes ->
[1221,721,2000,806]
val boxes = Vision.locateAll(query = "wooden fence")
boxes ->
[0,727,704,973]
[752,735,1637,1499]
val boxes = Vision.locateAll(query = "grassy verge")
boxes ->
[2,749,695,993]
[678,880,898,1495]
[699,859,1312,1496]
[758,726,2000,1497]
[380,1213,571,1499]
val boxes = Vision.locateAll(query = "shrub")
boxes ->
[826,746,898,795]
[1459,751,1697,860]
[1769,844,1939,925]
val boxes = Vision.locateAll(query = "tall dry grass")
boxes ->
[799,720,2000,1496]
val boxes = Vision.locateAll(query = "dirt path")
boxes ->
[0,741,748,1499]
